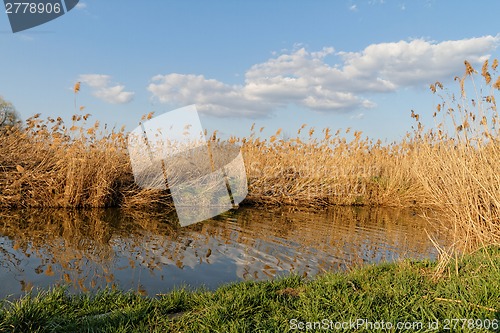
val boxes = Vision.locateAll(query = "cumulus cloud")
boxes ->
[79,74,134,104]
[148,35,499,117]
[338,35,499,87]
[148,74,268,117]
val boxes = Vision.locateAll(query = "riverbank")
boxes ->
[1,246,499,332]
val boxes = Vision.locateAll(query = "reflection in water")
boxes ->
[0,207,449,298]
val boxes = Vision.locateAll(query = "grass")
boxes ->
[0,60,499,252]
[1,246,499,332]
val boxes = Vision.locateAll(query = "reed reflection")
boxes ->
[0,207,449,298]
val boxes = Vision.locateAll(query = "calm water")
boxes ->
[0,207,449,299]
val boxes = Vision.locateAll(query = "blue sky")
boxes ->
[1,1,499,141]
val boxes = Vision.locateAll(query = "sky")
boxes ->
[1,0,499,142]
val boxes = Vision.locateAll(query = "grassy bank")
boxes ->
[1,246,499,332]
[1,60,499,251]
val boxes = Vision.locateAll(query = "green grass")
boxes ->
[1,247,500,332]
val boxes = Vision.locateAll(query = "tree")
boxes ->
[0,96,20,127]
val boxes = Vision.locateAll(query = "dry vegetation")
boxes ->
[1,60,499,251]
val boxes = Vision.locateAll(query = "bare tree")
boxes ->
[0,97,20,127]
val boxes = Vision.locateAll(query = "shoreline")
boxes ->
[1,246,499,332]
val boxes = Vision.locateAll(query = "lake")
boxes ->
[0,206,449,299]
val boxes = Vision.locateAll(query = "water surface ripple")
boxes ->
[0,207,449,298]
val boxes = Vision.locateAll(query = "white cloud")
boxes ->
[79,74,134,104]
[148,35,499,118]
[79,74,109,88]
[339,35,499,87]
[350,112,365,120]
[17,34,34,42]
[349,4,358,11]
[148,74,273,117]
[75,2,87,9]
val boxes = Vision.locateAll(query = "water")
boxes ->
[0,207,449,299]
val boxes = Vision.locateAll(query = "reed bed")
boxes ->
[0,115,133,208]
[411,60,500,252]
[0,60,499,251]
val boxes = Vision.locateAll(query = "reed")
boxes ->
[0,115,134,208]
[411,60,500,252]
[0,60,498,252]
